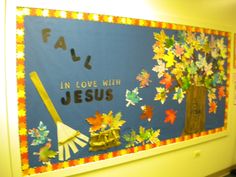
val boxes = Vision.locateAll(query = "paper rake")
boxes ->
[30,71,89,161]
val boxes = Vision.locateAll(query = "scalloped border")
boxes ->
[16,7,230,176]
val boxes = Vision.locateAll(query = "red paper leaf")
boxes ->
[140,105,153,122]
[218,86,226,100]
[164,109,177,124]
[160,73,172,89]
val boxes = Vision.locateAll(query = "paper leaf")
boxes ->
[102,111,113,127]
[220,47,227,59]
[183,45,194,59]
[148,129,161,144]
[153,30,167,43]
[173,87,185,104]
[126,88,142,107]
[28,121,50,146]
[217,38,227,59]
[204,77,213,89]
[218,86,226,100]
[196,54,207,70]
[208,88,216,103]
[211,49,219,58]
[140,105,153,122]
[209,101,217,113]
[171,63,185,80]
[212,73,219,87]
[110,112,126,129]
[123,130,137,148]
[160,73,173,89]
[217,60,225,72]
[204,63,213,76]
[186,31,196,44]
[136,69,152,88]
[181,77,191,90]
[123,127,161,147]
[154,87,168,104]
[175,43,184,57]
[164,109,177,124]
[163,50,176,68]
[153,46,165,60]
[165,36,175,48]
[177,31,186,44]
[86,111,104,132]
[152,60,167,78]
[187,62,198,75]
[35,142,57,163]
[136,126,151,144]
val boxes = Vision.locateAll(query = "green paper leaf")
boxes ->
[165,36,175,48]
[204,78,213,89]
[177,31,186,44]
[123,130,137,148]
[148,128,161,144]
[110,112,126,129]
[36,143,57,163]
[173,87,186,103]
[187,62,198,75]
[126,88,142,107]
[181,77,191,90]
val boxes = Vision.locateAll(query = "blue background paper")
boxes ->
[24,16,226,167]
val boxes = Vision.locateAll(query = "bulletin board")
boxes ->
[16,7,230,175]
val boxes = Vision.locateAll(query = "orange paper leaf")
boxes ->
[164,109,177,124]
[218,86,226,100]
[160,73,172,89]
[136,69,151,88]
[209,101,217,113]
[86,111,104,132]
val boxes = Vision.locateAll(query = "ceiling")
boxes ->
[148,0,236,31]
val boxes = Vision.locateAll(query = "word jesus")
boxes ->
[61,89,113,105]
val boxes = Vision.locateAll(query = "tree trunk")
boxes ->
[184,85,206,135]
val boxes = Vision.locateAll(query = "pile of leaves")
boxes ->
[152,30,227,113]
[123,126,160,148]
[86,111,126,132]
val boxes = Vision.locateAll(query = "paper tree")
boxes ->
[152,30,227,134]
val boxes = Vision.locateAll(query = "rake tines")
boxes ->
[30,71,89,161]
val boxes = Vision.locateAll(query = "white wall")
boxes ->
[0,0,13,176]
[2,1,236,177]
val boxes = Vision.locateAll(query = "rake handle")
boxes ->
[30,71,62,123]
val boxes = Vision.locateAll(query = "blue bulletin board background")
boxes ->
[19,10,228,172]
